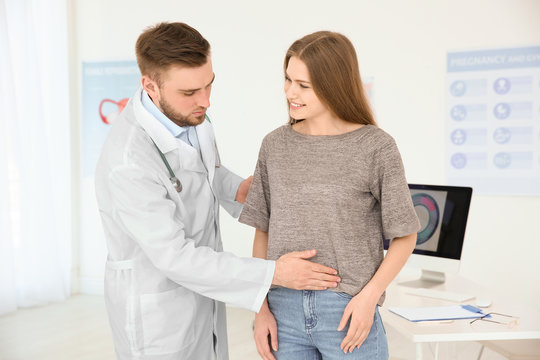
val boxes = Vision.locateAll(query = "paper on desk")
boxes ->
[389,305,485,322]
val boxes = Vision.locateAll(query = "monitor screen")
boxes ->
[383,184,473,260]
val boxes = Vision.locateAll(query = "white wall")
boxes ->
[73,0,540,308]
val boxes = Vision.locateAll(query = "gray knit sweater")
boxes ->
[239,124,420,305]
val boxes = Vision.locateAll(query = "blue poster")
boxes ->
[81,60,140,177]
[446,46,540,195]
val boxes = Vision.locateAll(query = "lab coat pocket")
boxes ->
[139,286,196,354]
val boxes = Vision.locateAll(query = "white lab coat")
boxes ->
[95,88,274,360]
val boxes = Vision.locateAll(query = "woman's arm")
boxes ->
[337,232,417,354]
[253,229,278,360]
[253,228,269,259]
[361,232,417,302]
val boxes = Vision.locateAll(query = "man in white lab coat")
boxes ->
[95,22,340,360]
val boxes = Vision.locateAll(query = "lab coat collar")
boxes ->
[133,87,178,154]
[195,119,216,185]
[133,87,217,184]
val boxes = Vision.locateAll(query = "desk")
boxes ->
[380,273,540,360]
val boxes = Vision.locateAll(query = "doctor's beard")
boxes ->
[159,98,206,127]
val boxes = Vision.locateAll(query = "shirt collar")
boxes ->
[141,90,189,138]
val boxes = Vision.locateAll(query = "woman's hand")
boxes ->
[254,300,278,360]
[337,290,378,353]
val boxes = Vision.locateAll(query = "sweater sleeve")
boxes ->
[239,137,271,232]
[369,136,420,240]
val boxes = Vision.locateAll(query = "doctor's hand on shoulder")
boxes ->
[272,249,341,290]
[235,176,253,204]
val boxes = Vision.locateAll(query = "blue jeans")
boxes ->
[267,287,389,360]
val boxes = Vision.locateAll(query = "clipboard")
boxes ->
[388,304,486,322]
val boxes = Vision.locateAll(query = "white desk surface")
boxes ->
[380,272,540,344]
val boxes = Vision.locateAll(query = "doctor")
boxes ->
[95,22,341,360]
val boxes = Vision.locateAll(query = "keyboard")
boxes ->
[404,288,474,302]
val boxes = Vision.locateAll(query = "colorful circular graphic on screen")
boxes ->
[412,193,440,245]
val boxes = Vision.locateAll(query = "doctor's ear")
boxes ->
[141,75,160,99]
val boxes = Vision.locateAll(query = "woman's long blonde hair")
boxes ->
[285,31,376,126]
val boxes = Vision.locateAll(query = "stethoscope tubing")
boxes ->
[151,115,217,193]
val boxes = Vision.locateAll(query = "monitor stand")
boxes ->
[398,269,446,288]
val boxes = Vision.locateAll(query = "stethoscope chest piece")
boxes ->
[171,176,182,193]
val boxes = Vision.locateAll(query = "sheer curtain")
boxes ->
[0,0,71,315]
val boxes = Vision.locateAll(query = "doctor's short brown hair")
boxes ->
[135,22,210,86]
[285,31,376,126]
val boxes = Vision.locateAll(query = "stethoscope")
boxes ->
[151,115,220,193]
[152,139,183,192]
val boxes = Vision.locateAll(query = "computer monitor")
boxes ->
[383,184,473,288]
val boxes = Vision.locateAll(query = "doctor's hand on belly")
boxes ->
[272,249,341,290]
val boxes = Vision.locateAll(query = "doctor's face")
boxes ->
[145,59,215,127]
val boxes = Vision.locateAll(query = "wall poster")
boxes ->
[81,60,140,177]
[446,46,540,195]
